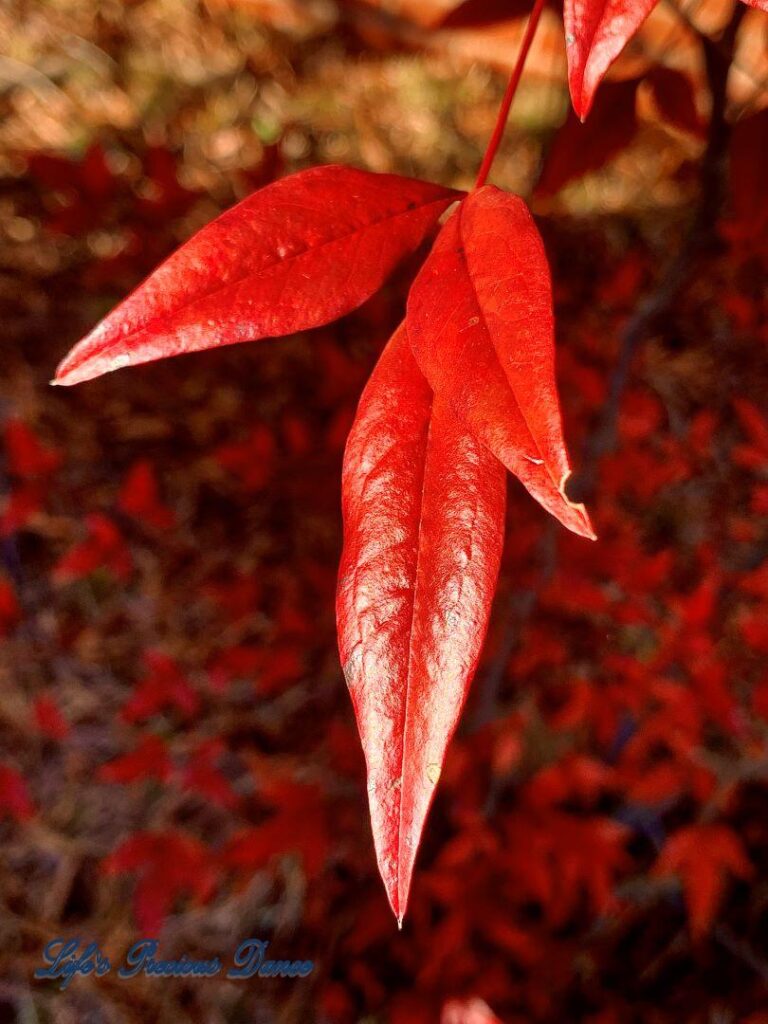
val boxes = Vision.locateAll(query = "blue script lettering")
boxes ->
[118,940,222,979]
[34,939,111,990]
[227,939,314,979]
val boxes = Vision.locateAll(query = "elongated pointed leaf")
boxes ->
[54,166,462,386]
[564,0,658,119]
[337,325,505,922]
[407,186,595,540]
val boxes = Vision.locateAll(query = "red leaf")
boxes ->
[99,734,172,784]
[535,78,640,196]
[204,573,261,623]
[337,325,506,922]
[0,485,43,537]
[103,830,216,934]
[221,778,328,877]
[0,763,33,821]
[3,419,61,478]
[0,578,20,637]
[52,513,133,584]
[27,143,119,236]
[214,424,275,491]
[732,396,768,469]
[406,187,594,539]
[655,823,753,939]
[32,695,69,740]
[564,0,657,119]
[54,166,461,386]
[182,741,240,809]
[117,460,175,530]
[257,645,305,696]
[207,645,262,691]
[121,651,199,723]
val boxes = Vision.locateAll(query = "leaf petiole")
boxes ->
[474,0,548,189]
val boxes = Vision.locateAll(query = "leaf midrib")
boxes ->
[73,190,458,367]
[395,387,434,922]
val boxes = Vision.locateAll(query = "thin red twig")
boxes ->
[474,0,548,190]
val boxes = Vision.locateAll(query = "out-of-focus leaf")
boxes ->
[564,0,658,118]
[535,78,640,196]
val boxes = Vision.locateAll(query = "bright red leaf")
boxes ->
[117,460,175,530]
[103,830,217,934]
[207,645,263,691]
[0,763,33,822]
[203,573,262,623]
[3,419,61,478]
[655,823,753,939]
[53,165,461,386]
[564,0,657,119]
[0,578,20,637]
[99,734,172,784]
[221,777,328,877]
[407,187,594,539]
[32,695,69,740]
[563,0,763,120]
[52,513,133,584]
[0,485,44,537]
[182,740,240,809]
[121,650,199,723]
[213,423,275,491]
[337,325,506,922]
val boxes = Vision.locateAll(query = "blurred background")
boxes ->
[1,0,768,1021]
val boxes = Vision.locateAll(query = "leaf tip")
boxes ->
[565,54,588,123]
[53,344,128,387]
[51,368,83,388]
[572,82,593,123]
[51,364,87,387]
[383,876,407,928]
[53,352,88,387]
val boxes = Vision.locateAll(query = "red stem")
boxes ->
[474,0,547,190]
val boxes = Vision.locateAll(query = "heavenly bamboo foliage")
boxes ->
[563,0,661,120]
[336,326,506,922]
[54,159,594,921]
[54,166,461,386]
[47,0,768,927]
[563,0,766,122]
[407,187,595,541]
